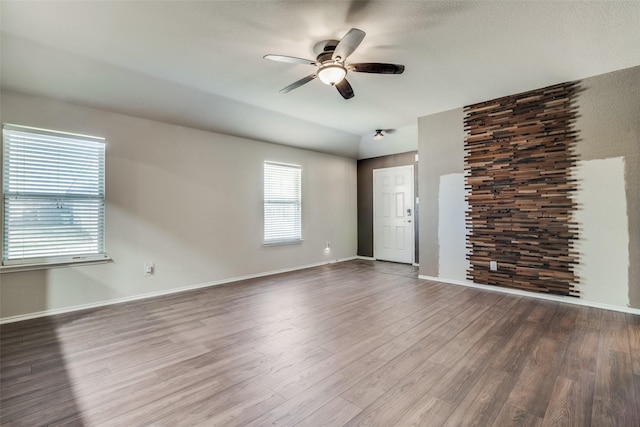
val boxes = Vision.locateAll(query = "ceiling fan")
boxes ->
[373,128,396,140]
[264,28,405,100]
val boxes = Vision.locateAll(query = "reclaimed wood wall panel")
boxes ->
[464,82,580,296]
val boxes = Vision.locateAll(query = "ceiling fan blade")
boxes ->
[332,28,366,61]
[335,79,354,99]
[350,63,405,74]
[280,74,317,93]
[264,54,316,66]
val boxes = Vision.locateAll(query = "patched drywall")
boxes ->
[418,108,465,276]
[574,66,640,308]
[437,173,468,281]
[574,157,629,307]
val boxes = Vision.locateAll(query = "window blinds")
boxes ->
[2,124,106,265]
[263,161,301,244]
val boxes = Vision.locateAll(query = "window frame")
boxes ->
[263,161,302,246]
[1,124,109,272]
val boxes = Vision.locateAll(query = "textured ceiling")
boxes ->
[1,1,639,158]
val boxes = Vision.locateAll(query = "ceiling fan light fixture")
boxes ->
[317,64,347,86]
[264,28,405,99]
[373,129,384,140]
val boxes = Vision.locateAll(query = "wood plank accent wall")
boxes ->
[464,81,580,296]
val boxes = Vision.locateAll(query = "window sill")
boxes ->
[263,239,304,247]
[0,257,113,273]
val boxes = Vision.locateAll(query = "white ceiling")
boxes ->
[1,1,639,159]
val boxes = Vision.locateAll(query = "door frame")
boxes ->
[373,164,415,264]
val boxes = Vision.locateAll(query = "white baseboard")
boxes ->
[6,260,635,324]
[419,275,640,315]
[0,256,358,324]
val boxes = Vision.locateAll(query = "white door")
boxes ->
[373,165,415,264]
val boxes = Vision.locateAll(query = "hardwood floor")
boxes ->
[1,259,638,426]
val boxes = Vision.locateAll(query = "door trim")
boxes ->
[373,165,415,264]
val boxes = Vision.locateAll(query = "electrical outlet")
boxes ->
[490,260,497,271]
[144,262,154,276]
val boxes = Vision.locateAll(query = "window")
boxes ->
[263,161,301,245]
[2,124,107,267]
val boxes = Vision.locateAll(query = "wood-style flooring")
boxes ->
[1,259,639,426]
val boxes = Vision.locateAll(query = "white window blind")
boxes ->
[264,161,301,244]
[2,124,107,266]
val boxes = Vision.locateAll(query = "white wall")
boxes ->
[0,91,358,320]
[574,157,629,307]
[418,66,640,311]
[437,173,469,281]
